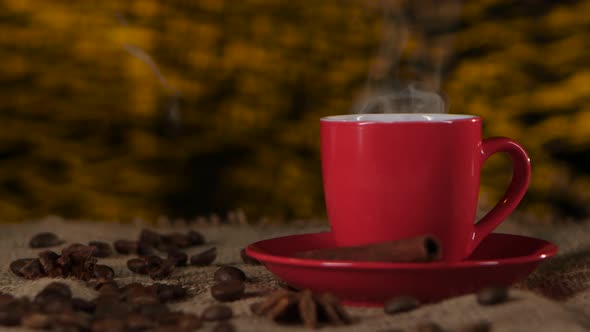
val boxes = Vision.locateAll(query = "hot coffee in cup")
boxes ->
[321,114,530,262]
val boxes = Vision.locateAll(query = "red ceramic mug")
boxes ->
[321,114,531,262]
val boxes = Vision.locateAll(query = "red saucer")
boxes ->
[246,232,557,306]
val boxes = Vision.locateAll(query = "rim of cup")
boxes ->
[321,114,479,123]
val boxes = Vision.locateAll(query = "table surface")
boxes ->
[0,217,589,332]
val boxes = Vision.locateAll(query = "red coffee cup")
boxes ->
[321,114,531,261]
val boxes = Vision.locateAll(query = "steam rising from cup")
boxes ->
[117,12,181,135]
[353,0,462,114]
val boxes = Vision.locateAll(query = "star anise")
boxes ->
[250,289,352,328]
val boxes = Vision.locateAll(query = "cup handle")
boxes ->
[470,137,531,253]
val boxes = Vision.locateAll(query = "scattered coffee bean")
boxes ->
[201,304,233,321]
[125,285,158,306]
[19,259,45,279]
[457,320,491,332]
[91,317,126,332]
[384,295,420,314]
[38,250,61,277]
[165,312,202,330]
[127,258,148,274]
[477,286,508,305]
[42,282,73,299]
[0,297,31,326]
[157,284,187,302]
[93,264,115,280]
[97,281,119,296]
[72,297,95,313]
[0,293,14,306]
[22,313,51,329]
[136,302,170,316]
[113,240,138,255]
[213,321,237,332]
[416,322,445,332]
[53,311,91,330]
[137,241,157,256]
[240,248,260,265]
[214,266,246,282]
[167,250,188,266]
[95,297,131,318]
[190,247,217,266]
[9,258,35,277]
[36,294,72,314]
[144,255,164,271]
[88,241,113,258]
[140,229,161,247]
[149,258,176,280]
[211,280,245,302]
[127,313,157,331]
[29,232,64,248]
[187,230,205,246]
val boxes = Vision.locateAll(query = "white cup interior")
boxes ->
[321,114,478,123]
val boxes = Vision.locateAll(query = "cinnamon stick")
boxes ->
[294,235,440,262]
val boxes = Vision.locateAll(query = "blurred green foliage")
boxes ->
[0,0,588,222]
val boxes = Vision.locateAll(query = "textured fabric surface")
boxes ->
[0,217,589,331]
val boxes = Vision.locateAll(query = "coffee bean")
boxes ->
[162,232,192,248]
[187,230,205,246]
[136,302,170,316]
[190,247,217,266]
[213,321,237,332]
[145,255,164,271]
[0,293,14,306]
[214,266,246,282]
[140,229,161,247]
[40,297,72,314]
[384,295,420,314]
[9,258,35,277]
[95,298,131,318]
[22,312,51,329]
[138,241,157,256]
[201,304,233,321]
[97,281,120,296]
[93,264,115,280]
[124,283,158,305]
[157,284,187,302]
[458,320,491,332]
[210,280,245,302]
[91,318,126,332]
[0,297,30,326]
[19,259,45,279]
[0,309,21,326]
[113,240,138,255]
[42,282,73,299]
[477,286,508,305]
[159,312,202,330]
[240,248,260,265]
[167,250,188,266]
[72,297,95,313]
[38,250,60,274]
[127,258,148,274]
[53,311,91,330]
[88,241,114,258]
[29,232,64,248]
[415,322,444,332]
[126,313,157,331]
[149,258,176,280]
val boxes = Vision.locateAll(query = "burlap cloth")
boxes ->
[0,217,589,332]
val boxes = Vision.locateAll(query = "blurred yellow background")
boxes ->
[0,0,588,222]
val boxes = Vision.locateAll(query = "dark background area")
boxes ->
[0,0,589,222]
